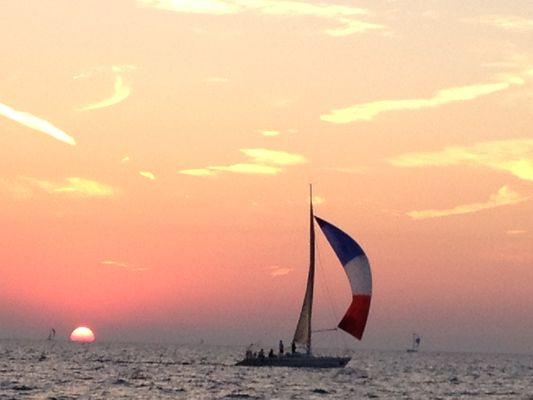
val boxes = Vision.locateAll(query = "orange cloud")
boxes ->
[506,229,527,235]
[137,0,384,37]
[321,76,524,123]
[0,102,75,145]
[139,171,156,180]
[77,65,134,111]
[179,148,307,177]
[389,139,533,182]
[268,266,293,277]
[259,129,280,137]
[467,15,533,32]
[210,163,281,175]
[24,177,116,198]
[407,186,529,219]
[240,148,307,165]
[101,260,148,272]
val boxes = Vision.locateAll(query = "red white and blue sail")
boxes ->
[315,216,372,340]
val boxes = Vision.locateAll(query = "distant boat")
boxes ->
[236,186,372,368]
[406,333,421,353]
[39,328,57,361]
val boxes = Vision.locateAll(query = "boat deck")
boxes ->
[236,354,351,368]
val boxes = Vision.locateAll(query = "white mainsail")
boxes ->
[292,186,315,352]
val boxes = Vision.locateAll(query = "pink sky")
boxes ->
[0,0,532,353]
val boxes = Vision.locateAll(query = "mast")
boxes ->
[292,184,315,354]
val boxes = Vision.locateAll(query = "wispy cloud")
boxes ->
[0,102,76,145]
[388,139,533,182]
[506,229,526,235]
[180,168,218,177]
[210,163,281,175]
[466,15,533,32]
[179,148,307,177]
[139,171,156,180]
[312,195,325,205]
[407,186,529,220]
[101,260,148,272]
[259,129,280,137]
[268,266,293,277]
[240,148,307,165]
[321,75,524,123]
[258,129,299,137]
[25,177,116,198]
[137,0,385,37]
[76,65,134,111]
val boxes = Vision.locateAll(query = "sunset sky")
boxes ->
[1,0,532,354]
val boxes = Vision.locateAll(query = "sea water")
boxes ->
[1,339,532,399]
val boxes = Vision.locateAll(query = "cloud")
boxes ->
[258,129,299,136]
[259,129,280,137]
[467,15,533,32]
[210,163,281,175]
[179,168,218,177]
[76,65,134,111]
[388,139,533,182]
[179,148,307,177]
[137,0,384,37]
[78,76,131,111]
[101,260,148,272]
[240,148,307,165]
[407,186,529,219]
[506,229,526,235]
[312,195,325,205]
[0,102,76,145]
[139,171,156,180]
[24,177,116,197]
[268,266,293,277]
[321,76,524,123]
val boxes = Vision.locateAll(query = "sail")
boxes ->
[292,187,315,352]
[315,217,372,340]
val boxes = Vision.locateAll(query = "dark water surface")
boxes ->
[1,339,532,399]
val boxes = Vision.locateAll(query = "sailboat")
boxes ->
[236,186,372,368]
[406,333,421,353]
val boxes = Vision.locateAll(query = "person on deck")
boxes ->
[279,340,284,355]
[291,341,296,354]
[268,349,275,358]
[258,348,265,358]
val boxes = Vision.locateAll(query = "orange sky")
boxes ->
[0,0,532,353]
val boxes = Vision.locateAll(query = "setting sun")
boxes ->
[70,326,95,343]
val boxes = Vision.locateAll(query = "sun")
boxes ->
[70,326,95,343]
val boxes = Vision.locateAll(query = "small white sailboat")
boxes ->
[406,333,421,353]
[236,186,372,368]
[39,328,57,361]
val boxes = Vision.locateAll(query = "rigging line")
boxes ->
[316,240,340,323]
[316,239,348,350]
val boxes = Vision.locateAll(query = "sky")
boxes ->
[0,0,532,354]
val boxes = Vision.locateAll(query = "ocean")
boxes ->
[1,339,532,399]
